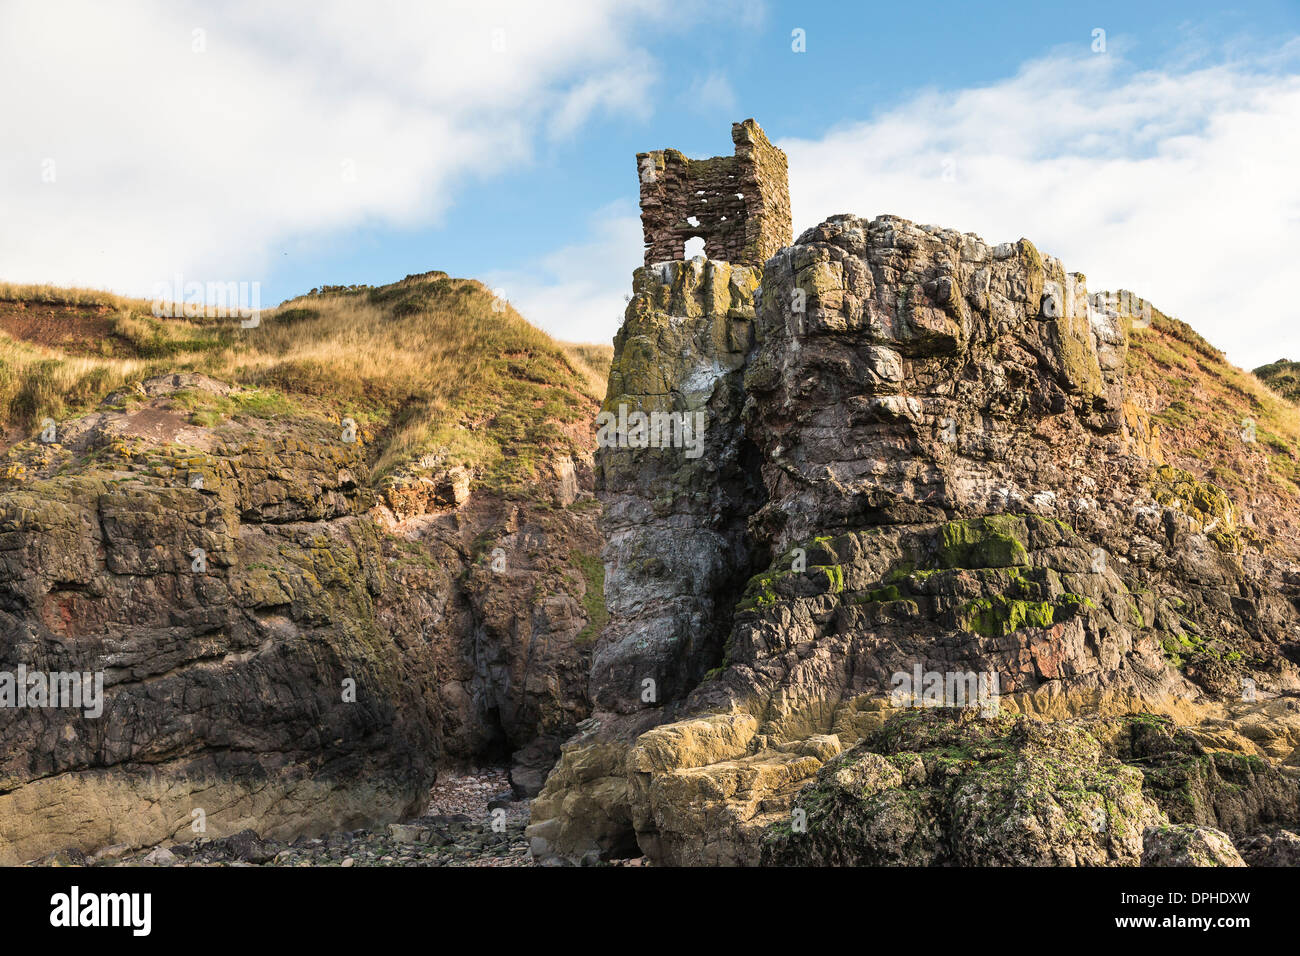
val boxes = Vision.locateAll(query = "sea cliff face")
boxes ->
[4,218,1297,868]
[528,214,1300,866]
[0,273,609,865]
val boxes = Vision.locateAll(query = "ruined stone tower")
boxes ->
[636,119,791,267]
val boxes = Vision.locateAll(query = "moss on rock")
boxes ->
[763,709,1163,866]
[937,515,1030,569]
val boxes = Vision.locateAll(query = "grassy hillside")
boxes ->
[1125,305,1300,533]
[1253,359,1300,404]
[0,274,613,494]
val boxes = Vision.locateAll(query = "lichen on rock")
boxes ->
[531,206,1300,868]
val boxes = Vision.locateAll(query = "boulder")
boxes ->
[1142,825,1246,867]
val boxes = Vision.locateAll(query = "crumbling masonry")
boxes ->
[637,119,791,267]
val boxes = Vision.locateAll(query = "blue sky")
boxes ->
[3,0,1299,366]
[290,1,1300,298]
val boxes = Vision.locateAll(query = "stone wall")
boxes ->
[637,119,791,267]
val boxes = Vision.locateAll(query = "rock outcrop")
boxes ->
[529,213,1300,866]
[765,711,1165,867]
[1141,825,1247,867]
[0,372,603,864]
[591,259,765,714]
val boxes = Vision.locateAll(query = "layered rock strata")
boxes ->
[529,214,1300,866]
[0,374,602,864]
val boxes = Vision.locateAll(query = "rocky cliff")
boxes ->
[0,275,608,864]
[529,213,1300,866]
[5,217,1297,868]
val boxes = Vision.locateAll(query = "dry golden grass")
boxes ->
[1254,359,1300,404]
[560,342,616,398]
[0,273,611,491]
[0,282,142,311]
[0,338,150,435]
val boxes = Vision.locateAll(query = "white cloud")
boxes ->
[9,7,1296,370]
[686,71,738,115]
[0,0,663,296]
[780,47,1300,369]
[549,53,658,139]
[485,201,642,345]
